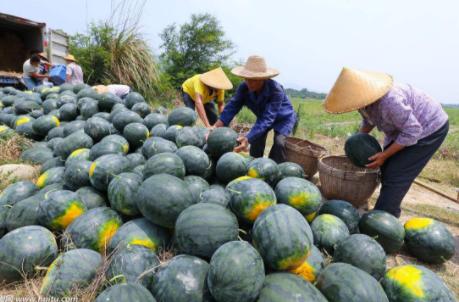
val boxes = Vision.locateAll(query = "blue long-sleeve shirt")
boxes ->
[219,80,297,143]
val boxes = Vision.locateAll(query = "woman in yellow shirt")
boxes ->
[182,67,233,128]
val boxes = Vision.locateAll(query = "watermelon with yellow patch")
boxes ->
[63,207,122,252]
[252,204,313,270]
[108,218,170,253]
[381,265,456,302]
[404,217,455,264]
[35,167,65,189]
[289,245,324,282]
[247,158,280,186]
[89,154,130,191]
[275,177,322,217]
[38,190,87,231]
[226,176,277,224]
[311,214,350,254]
[32,115,60,136]
[65,148,90,166]
[0,125,14,139]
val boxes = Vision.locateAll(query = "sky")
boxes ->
[1,0,459,103]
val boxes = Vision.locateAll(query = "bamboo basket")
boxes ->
[318,155,380,207]
[285,137,328,178]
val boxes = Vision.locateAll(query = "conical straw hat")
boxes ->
[64,54,77,62]
[93,85,108,94]
[231,55,279,79]
[324,67,393,114]
[200,67,233,90]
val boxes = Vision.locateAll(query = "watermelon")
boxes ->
[63,207,122,252]
[0,206,6,237]
[0,125,14,139]
[311,214,350,253]
[207,127,238,158]
[76,87,98,99]
[132,102,151,118]
[126,153,146,169]
[80,98,99,119]
[96,283,157,302]
[112,110,143,132]
[47,126,65,140]
[142,137,178,159]
[216,152,249,183]
[89,154,130,191]
[247,158,280,186]
[345,133,382,167]
[109,105,129,122]
[184,175,210,202]
[257,273,328,302]
[199,185,231,207]
[58,103,78,121]
[125,92,145,109]
[108,218,170,252]
[15,100,41,114]
[164,125,183,142]
[132,165,144,177]
[168,107,197,126]
[144,112,168,129]
[76,186,107,209]
[36,166,65,188]
[252,204,313,270]
[38,190,87,231]
[46,137,64,151]
[65,147,90,166]
[0,226,58,283]
[63,160,92,190]
[93,111,110,120]
[316,263,389,302]
[359,210,405,254]
[227,177,277,224]
[30,109,44,119]
[176,145,210,177]
[63,120,86,136]
[101,134,129,149]
[98,93,123,112]
[136,174,194,228]
[5,195,42,231]
[21,146,54,164]
[40,248,102,297]
[16,119,42,140]
[59,83,74,92]
[0,180,38,206]
[333,234,386,280]
[404,217,455,264]
[150,123,167,137]
[289,245,324,282]
[150,255,211,302]
[277,162,305,179]
[32,115,60,136]
[123,122,149,149]
[54,130,93,159]
[89,141,126,160]
[176,126,205,147]
[318,200,360,233]
[108,172,142,216]
[84,116,114,142]
[143,152,186,179]
[175,203,239,258]
[381,265,456,302]
[106,245,159,287]
[275,177,322,216]
[208,241,265,302]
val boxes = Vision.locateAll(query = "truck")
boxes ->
[0,12,69,88]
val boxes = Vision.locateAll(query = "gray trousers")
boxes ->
[374,121,449,217]
[250,131,287,163]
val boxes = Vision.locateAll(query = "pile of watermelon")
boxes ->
[0,84,456,302]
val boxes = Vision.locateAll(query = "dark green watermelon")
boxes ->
[89,141,126,160]
[112,110,143,132]
[208,241,265,302]
[84,116,114,142]
[98,93,123,112]
[344,133,382,167]
[142,137,178,159]
[63,207,122,252]
[54,130,94,159]
[32,115,60,136]
[96,283,157,302]
[199,185,231,207]
[73,83,90,94]
[176,145,210,177]
[80,98,99,119]
[252,204,313,270]
[207,127,238,158]
[89,154,130,191]
[136,174,194,228]
[275,177,322,217]
[58,103,78,121]
[144,112,168,129]
[125,92,145,109]
[65,147,90,166]
[63,120,86,136]
[311,214,350,253]
[150,123,167,138]
[289,245,324,282]
[14,100,41,114]
[143,152,185,179]
[175,126,205,148]
[404,217,455,264]
[150,255,211,302]
[0,180,38,206]
[126,153,146,169]
[76,186,107,209]
[247,157,280,186]
[316,263,389,302]
[47,126,65,140]
[108,218,170,253]
[76,87,98,99]
[40,248,102,297]
[184,175,210,202]
[257,273,328,302]
[359,210,405,254]
[277,162,306,179]
[318,200,360,233]
[123,122,149,149]
[108,172,142,217]
[168,107,197,126]
[0,226,58,283]
[36,166,65,189]
[5,195,43,231]
[381,264,456,302]
[216,152,249,183]
[164,125,183,142]
[63,160,92,190]
[227,177,277,224]
[132,102,151,118]
[333,234,386,280]
[21,146,54,164]
[46,137,64,152]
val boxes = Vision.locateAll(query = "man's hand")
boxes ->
[234,136,249,153]
[366,152,388,169]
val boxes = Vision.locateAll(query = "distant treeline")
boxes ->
[285,88,327,100]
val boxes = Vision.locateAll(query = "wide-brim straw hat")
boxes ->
[38,52,49,61]
[324,67,393,114]
[232,55,279,79]
[200,67,233,90]
[64,54,77,62]
[93,85,108,94]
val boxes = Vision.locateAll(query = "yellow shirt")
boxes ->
[182,74,224,104]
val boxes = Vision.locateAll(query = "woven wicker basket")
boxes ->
[285,137,328,178]
[318,155,380,207]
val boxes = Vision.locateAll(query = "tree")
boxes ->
[160,13,235,89]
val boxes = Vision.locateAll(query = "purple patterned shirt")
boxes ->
[360,83,448,147]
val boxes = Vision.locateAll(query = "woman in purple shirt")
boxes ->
[214,55,297,163]
[325,67,449,217]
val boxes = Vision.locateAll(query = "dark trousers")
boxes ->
[182,92,219,125]
[374,121,449,217]
[250,131,287,163]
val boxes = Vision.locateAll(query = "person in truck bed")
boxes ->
[22,54,49,89]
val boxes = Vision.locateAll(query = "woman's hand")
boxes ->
[234,136,249,153]
[366,152,388,169]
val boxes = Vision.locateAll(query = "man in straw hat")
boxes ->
[324,67,449,217]
[65,54,84,85]
[182,67,233,128]
[213,55,297,163]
